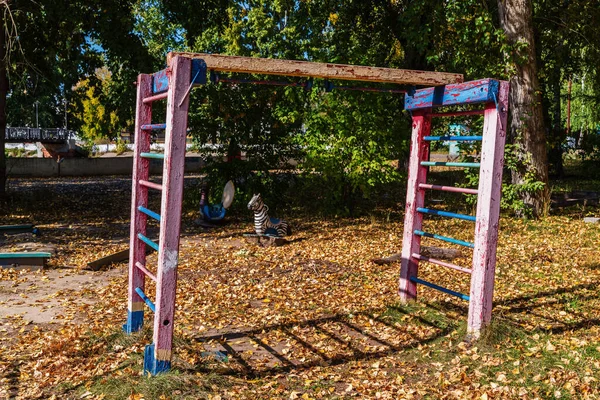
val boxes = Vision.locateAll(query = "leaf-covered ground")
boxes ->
[1,175,600,399]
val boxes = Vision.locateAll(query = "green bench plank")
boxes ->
[0,252,51,258]
[0,224,34,230]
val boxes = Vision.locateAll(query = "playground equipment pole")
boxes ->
[34,101,39,128]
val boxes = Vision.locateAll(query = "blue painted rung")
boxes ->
[421,161,480,168]
[424,136,483,141]
[137,233,159,251]
[409,276,470,301]
[138,206,161,222]
[417,207,476,222]
[414,230,474,248]
[135,287,156,312]
[140,152,165,160]
[141,123,167,130]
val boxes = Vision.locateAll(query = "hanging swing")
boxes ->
[199,180,235,222]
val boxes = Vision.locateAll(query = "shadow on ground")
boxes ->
[185,306,452,379]
[185,277,600,378]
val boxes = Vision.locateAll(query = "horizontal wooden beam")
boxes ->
[167,52,463,86]
[405,79,499,110]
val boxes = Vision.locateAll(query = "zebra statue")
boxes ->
[247,193,291,237]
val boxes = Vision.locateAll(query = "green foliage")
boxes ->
[420,0,511,79]
[566,76,600,142]
[6,0,598,212]
[458,121,546,218]
[3,0,153,129]
[78,141,96,158]
[75,72,121,142]
[133,0,187,60]
[502,141,547,216]
[115,139,128,155]
[578,133,600,161]
[5,147,27,158]
[298,90,408,213]
[179,0,414,214]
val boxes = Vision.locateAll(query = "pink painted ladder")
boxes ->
[399,79,509,338]
[124,56,205,374]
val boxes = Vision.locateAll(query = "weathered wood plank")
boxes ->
[86,245,154,271]
[167,52,463,86]
[405,79,499,111]
[152,69,169,94]
[467,81,509,338]
[243,234,287,247]
[0,252,50,259]
[372,246,462,265]
[88,248,129,270]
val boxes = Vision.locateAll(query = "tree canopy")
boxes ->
[2,0,600,216]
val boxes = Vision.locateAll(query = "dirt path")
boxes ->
[0,267,124,342]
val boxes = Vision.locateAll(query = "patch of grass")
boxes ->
[85,326,152,355]
[83,371,214,400]
[477,316,529,349]
[383,301,463,335]
[552,159,600,193]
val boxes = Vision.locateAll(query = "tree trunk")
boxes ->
[498,0,550,217]
[0,5,7,198]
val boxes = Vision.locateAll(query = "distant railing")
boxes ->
[5,127,77,143]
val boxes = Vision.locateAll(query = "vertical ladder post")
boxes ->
[467,81,509,337]
[124,74,153,334]
[144,56,192,375]
[399,110,432,301]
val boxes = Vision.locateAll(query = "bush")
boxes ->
[461,135,545,218]
[5,147,27,158]
[579,133,600,161]
[297,90,409,215]
[115,139,128,155]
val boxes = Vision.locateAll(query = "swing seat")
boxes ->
[200,180,235,222]
[202,204,227,221]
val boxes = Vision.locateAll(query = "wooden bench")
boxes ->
[0,224,37,235]
[0,252,51,270]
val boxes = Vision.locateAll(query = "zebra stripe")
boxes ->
[248,194,290,237]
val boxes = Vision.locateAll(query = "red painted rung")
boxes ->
[143,92,168,104]
[135,261,157,282]
[139,180,163,191]
[429,109,485,118]
[411,253,472,274]
[419,183,478,195]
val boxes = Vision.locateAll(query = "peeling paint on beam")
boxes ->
[167,52,463,86]
[405,79,499,111]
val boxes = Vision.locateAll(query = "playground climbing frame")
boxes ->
[124,52,507,375]
[399,79,510,338]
